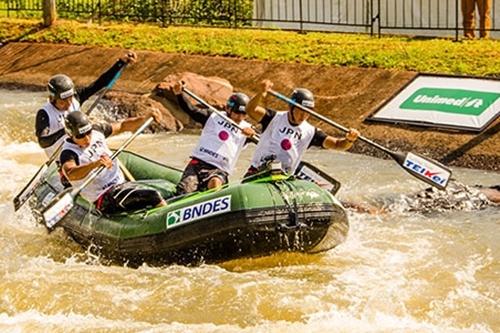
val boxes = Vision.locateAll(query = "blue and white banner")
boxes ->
[166,195,231,229]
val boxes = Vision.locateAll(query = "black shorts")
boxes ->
[176,158,229,195]
[96,181,164,214]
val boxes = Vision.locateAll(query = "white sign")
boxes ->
[370,75,500,132]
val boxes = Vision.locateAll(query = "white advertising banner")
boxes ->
[370,75,500,132]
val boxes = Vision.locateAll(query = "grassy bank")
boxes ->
[1,18,499,76]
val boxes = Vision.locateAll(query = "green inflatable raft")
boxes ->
[31,151,348,265]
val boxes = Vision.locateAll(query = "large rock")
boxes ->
[153,72,233,129]
[99,91,183,132]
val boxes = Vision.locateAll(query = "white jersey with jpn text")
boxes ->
[60,130,124,202]
[40,98,80,156]
[250,111,315,173]
[192,112,251,174]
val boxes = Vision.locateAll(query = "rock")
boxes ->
[153,72,233,129]
[98,91,183,132]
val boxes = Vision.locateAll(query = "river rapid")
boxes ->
[0,89,498,332]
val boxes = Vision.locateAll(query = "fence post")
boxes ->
[378,0,381,37]
[299,0,303,33]
[370,0,373,36]
[233,0,237,28]
[43,0,57,27]
[455,0,459,41]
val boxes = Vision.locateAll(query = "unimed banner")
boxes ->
[369,75,500,132]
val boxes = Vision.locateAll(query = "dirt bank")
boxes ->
[0,42,498,171]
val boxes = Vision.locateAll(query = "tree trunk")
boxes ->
[43,0,57,27]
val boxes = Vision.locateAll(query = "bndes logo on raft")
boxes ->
[166,195,231,229]
[400,88,500,116]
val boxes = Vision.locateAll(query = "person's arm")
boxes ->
[171,81,211,125]
[76,52,137,103]
[92,123,113,138]
[259,109,277,132]
[35,109,65,148]
[60,150,112,181]
[109,108,162,136]
[316,128,359,150]
[247,79,273,123]
[176,93,211,125]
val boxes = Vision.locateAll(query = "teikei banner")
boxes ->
[369,74,500,132]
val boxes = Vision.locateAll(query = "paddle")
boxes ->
[13,65,127,211]
[41,117,153,231]
[295,161,341,195]
[182,87,261,144]
[81,63,127,115]
[269,89,452,190]
[182,88,341,193]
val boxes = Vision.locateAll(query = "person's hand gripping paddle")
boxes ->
[269,89,452,190]
[41,117,153,232]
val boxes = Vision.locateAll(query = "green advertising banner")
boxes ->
[370,75,500,132]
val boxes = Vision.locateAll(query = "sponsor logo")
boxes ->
[404,153,450,186]
[59,89,74,99]
[301,100,314,108]
[400,88,499,116]
[166,195,231,229]
[78,123,92,135]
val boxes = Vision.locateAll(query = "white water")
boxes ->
[0,89,498,332]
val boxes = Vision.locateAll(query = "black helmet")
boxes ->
[64,111,92,138]
[226,92,249,114]
[291,88,315,109]
[48,74,75,100]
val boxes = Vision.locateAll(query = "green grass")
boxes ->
[1,18,499,76]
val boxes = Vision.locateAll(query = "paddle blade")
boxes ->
[13,164,48,211]
[399,152,452,190]
[42,190,74,231]
[295,161,341,195]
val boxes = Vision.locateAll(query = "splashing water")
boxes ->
[0,89,498,332]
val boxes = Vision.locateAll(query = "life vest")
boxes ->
[60,130,124,202]
[40,98,80,156]
[191,112,251,174]
[250,111,315,173]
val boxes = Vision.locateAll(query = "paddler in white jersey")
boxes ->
[172,81,256,194]
[35,51,137,157]
[244,79,360,176]
[59,110,167,214]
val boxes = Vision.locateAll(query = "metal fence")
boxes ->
[1,0,498,39]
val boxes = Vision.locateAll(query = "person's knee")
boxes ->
[176,175,198,195]
[207,176,223,190]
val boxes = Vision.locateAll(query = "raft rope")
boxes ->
[271,180,299,229]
